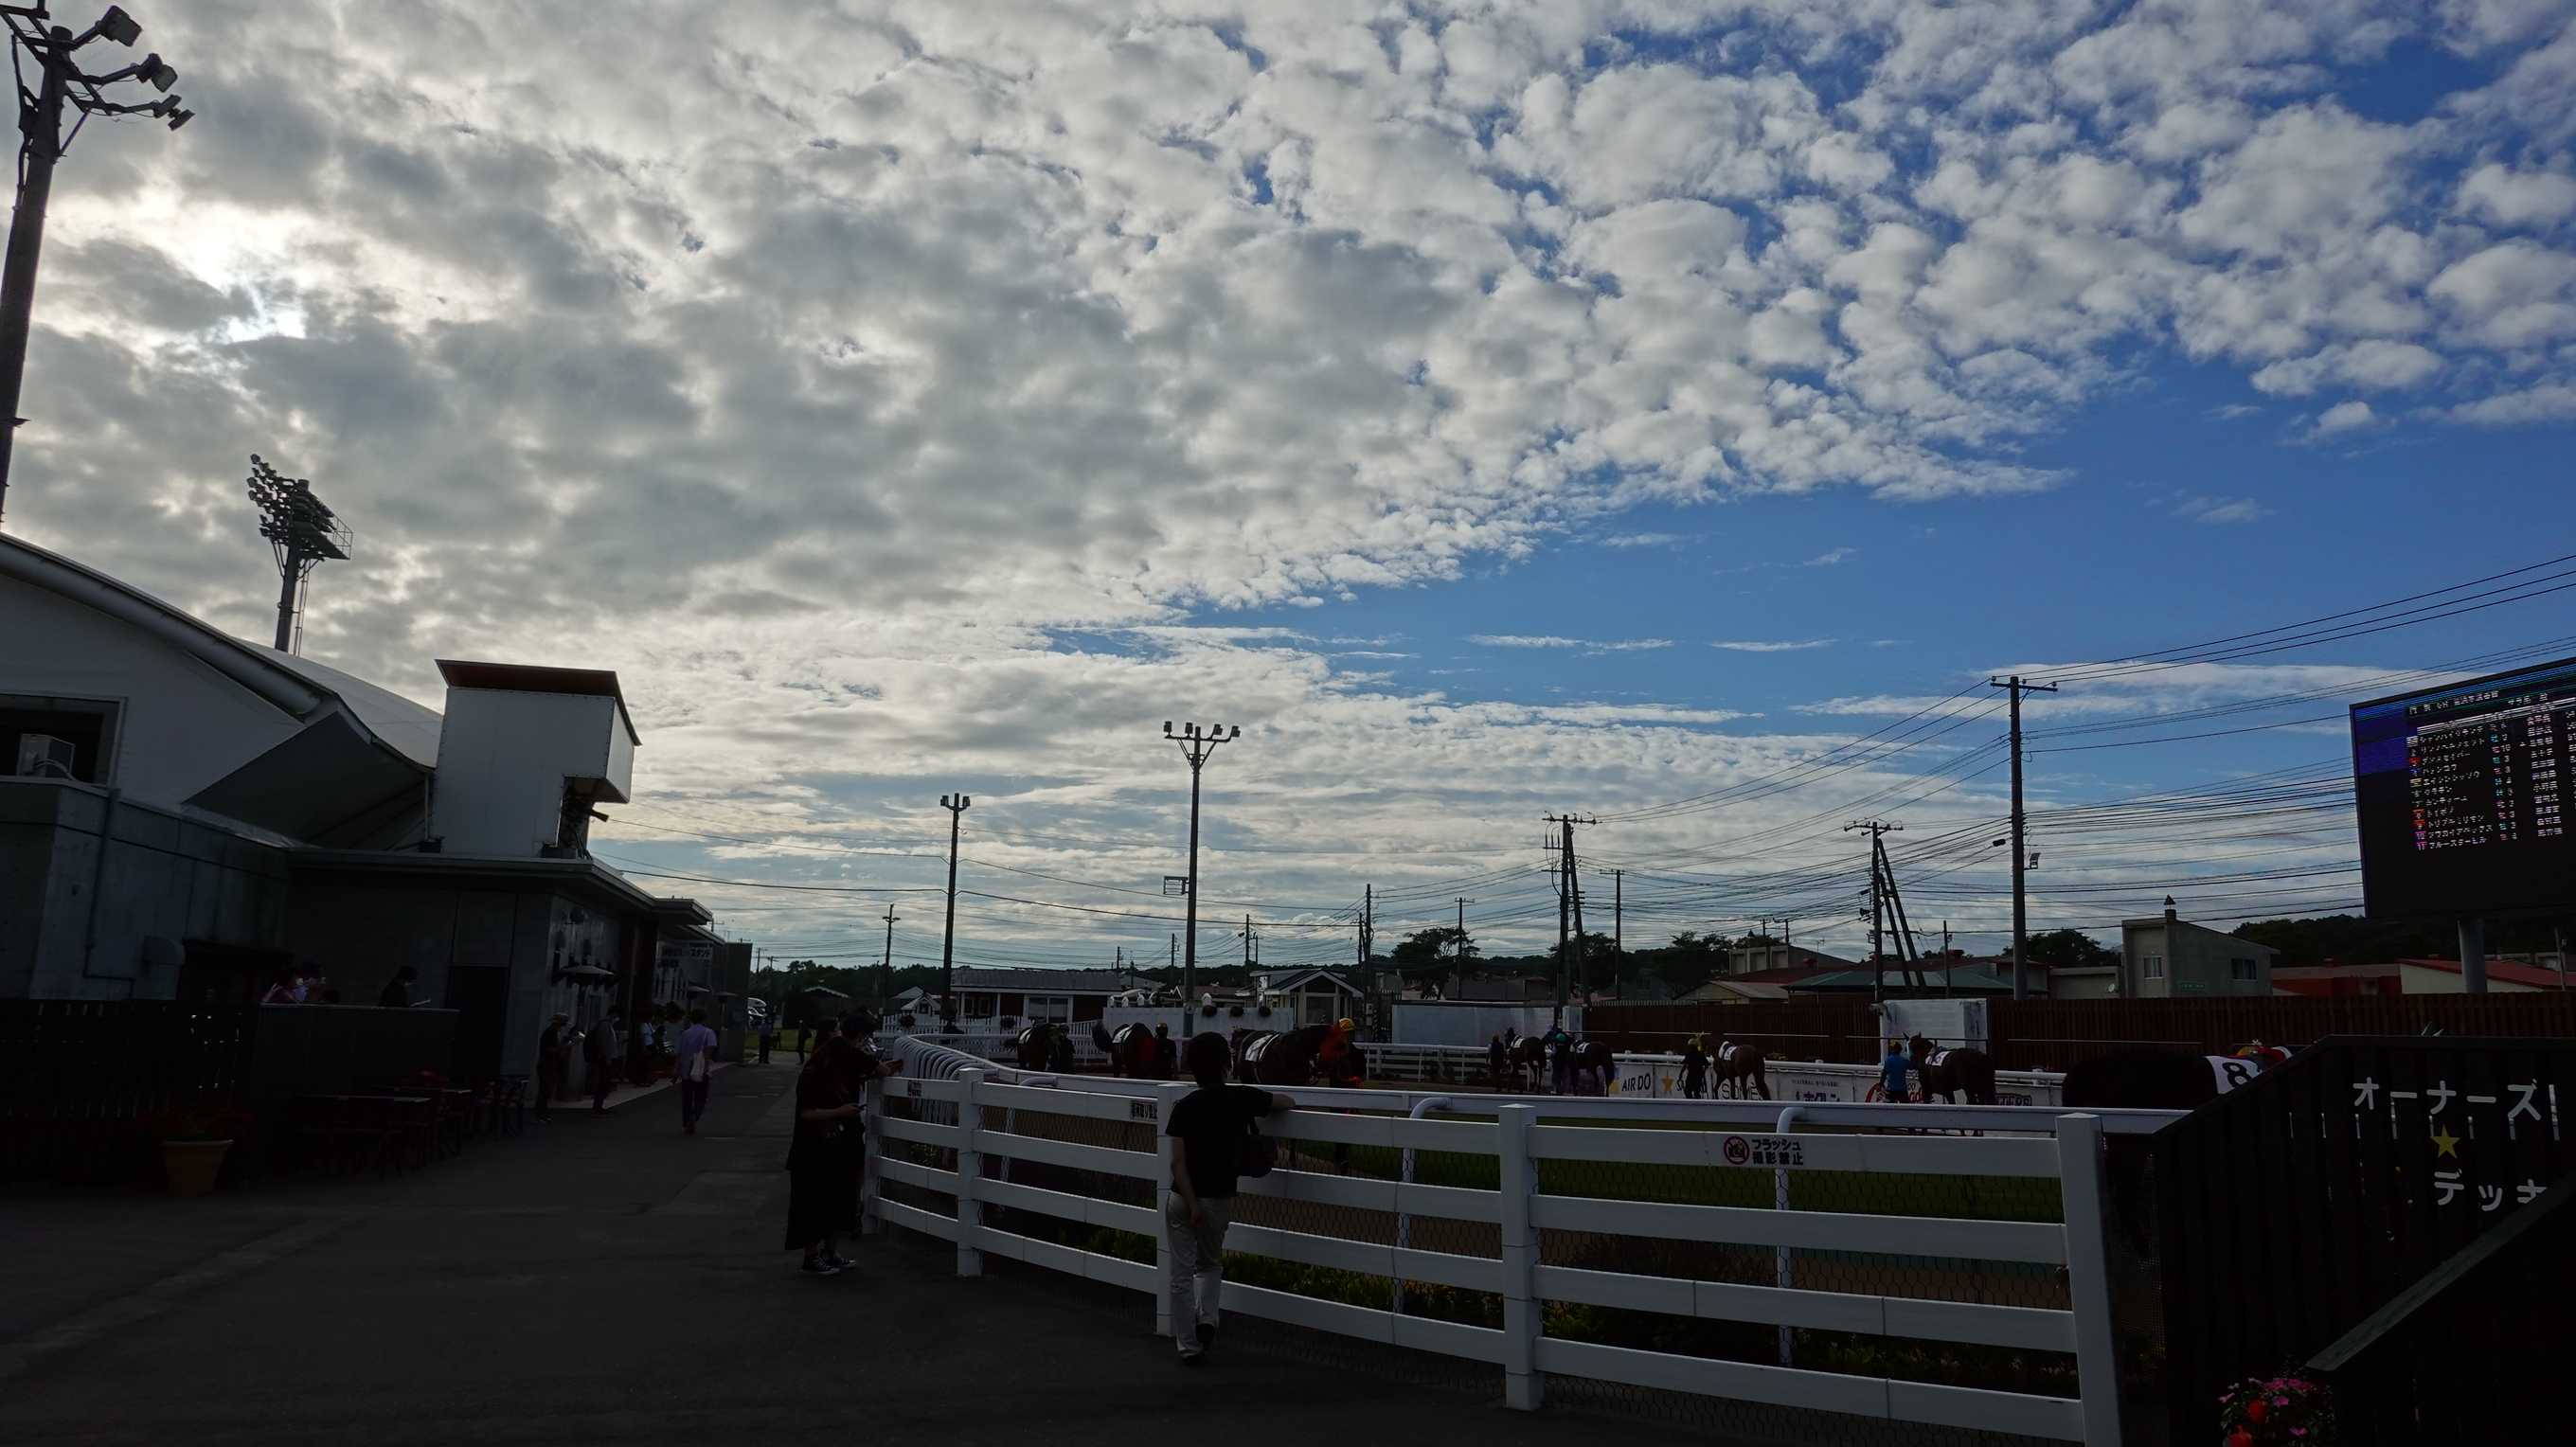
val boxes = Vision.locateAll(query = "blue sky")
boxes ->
[18,1,2576,973]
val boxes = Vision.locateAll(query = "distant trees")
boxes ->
[2024,929,2118,970]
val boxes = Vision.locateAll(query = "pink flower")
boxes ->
[2293,1431,2307,1439]
[2274,1397,2290,1407]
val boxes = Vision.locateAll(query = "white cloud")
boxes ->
[2449,381,2576,424]
[2170,494,2273,525]
[1712,638,1837,652]
[1469,634,1673,652]
[1803,546,1856,566]
[2309,399,2381,438]
[2207,403,2264,420]
[2456,162,2576,225]
[1600,532,1691,548]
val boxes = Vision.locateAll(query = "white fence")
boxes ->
[868,1040,2140,1443]
[1360,1042,2068,1107]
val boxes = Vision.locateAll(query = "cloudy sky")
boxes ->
[12,0,2576,973]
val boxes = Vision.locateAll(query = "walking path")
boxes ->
[0,1063,1712,1447]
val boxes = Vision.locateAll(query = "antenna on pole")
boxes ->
[244,454,349,654]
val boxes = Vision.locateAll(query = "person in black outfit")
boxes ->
[1487,1034,1507,1088]
[1681,1034,1709,1100]
[1164,1031,1293,1365]
[377,966,419,1009]
[785,1032,898,1276]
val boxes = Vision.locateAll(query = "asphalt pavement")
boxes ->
[0,1061,1707,1447]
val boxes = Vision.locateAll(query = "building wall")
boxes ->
[431,688,627,856]
[0,780,293,999]
[2048,969,2120,1000]
[2398,962,2543,994]
[283,876,604,1083]
[0,574,298,808]
[2122,922,2171,999]
[2122,919,2275,998]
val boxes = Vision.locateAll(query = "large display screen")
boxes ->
[2351,654,2576,920]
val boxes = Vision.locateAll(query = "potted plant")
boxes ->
[1256,1005,1272,1019]
[1228,1005,1244,1017]
[898,1012,917,1029]
[154,1100,250,1198]
[2219,1376,2335,1446]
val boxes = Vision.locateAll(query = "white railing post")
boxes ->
[955,1068,986,1277]
[1497,1102,1542,1412]
[1153,1081,1190,1340]
[1773,1103,1805,1366]
[2055,1112,2124,1447]
[859,1075,884,1238]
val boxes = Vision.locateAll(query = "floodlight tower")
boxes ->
[0,6,192,527]
[245,455,351,653]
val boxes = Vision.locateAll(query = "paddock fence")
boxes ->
[869,1038,2160,1444]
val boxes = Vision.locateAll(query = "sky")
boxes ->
[10,0,2576,976]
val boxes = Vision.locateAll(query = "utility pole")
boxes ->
[1358,883,1372,969]
[1451,895,1475,998]
[0,6,190,529]
[1161,721,1241,1011]
[1989,674,2060,1001]
[879,903,899,1009]
[1611,868,1623,1001]
[1849,821,1888,1003]
[1241,913,1256,969]
[1545,813,1596,1019]
[938,793,971,1029]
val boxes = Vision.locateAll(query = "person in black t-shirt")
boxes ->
[1163,1031,1292,1366]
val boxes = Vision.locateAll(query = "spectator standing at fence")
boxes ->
[675,1008,719,1134]
[1879,1041,1912,1102]
[377,965,420,1009]
[784,1027,899,1277]
[758,1009,777,1064]
[1488,1034,1507,1088]
[587,1010,623,1112]
[1681,1035,1708,1099]
[1164,1031,1294,1366]
[535,1014,570,1121]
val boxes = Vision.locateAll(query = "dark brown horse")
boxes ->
[1507,1035,1551,1091]
[1232,1024,1332,1085]
[1011,1023,1064,1071]
[2061,1044,2285,1111]
[1568,1039,1617,1096]
[1907,1035,1998,1105]
[1709,1039,1771,1099]
[1091,1021,1174,1079]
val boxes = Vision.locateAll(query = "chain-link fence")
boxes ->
[872,1043,2114,1444]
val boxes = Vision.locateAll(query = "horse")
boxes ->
[1907,1034,1998,1105]
[1708,1039,1771,1099]
[1011,1022,1072,1073]
[1568,1039,1617,1096]
[1233,1023,1333,1086]
[1010,1024,1052,1070]
[1092,1021,1174,1080]
[2060,1044,2289,1111]
[1507,1036,1551,1091]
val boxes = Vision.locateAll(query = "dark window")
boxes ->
[2230,956,2260,981]
[0,695,120,783]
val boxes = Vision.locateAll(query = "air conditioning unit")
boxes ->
[14,734,75,778]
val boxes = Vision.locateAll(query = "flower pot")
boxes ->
[161,1138,232,1198]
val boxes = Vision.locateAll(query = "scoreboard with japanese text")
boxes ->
[2351,653,2576,919]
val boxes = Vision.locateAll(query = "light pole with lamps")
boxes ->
[0,5,191,527]
[1161,721,1240,1010]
